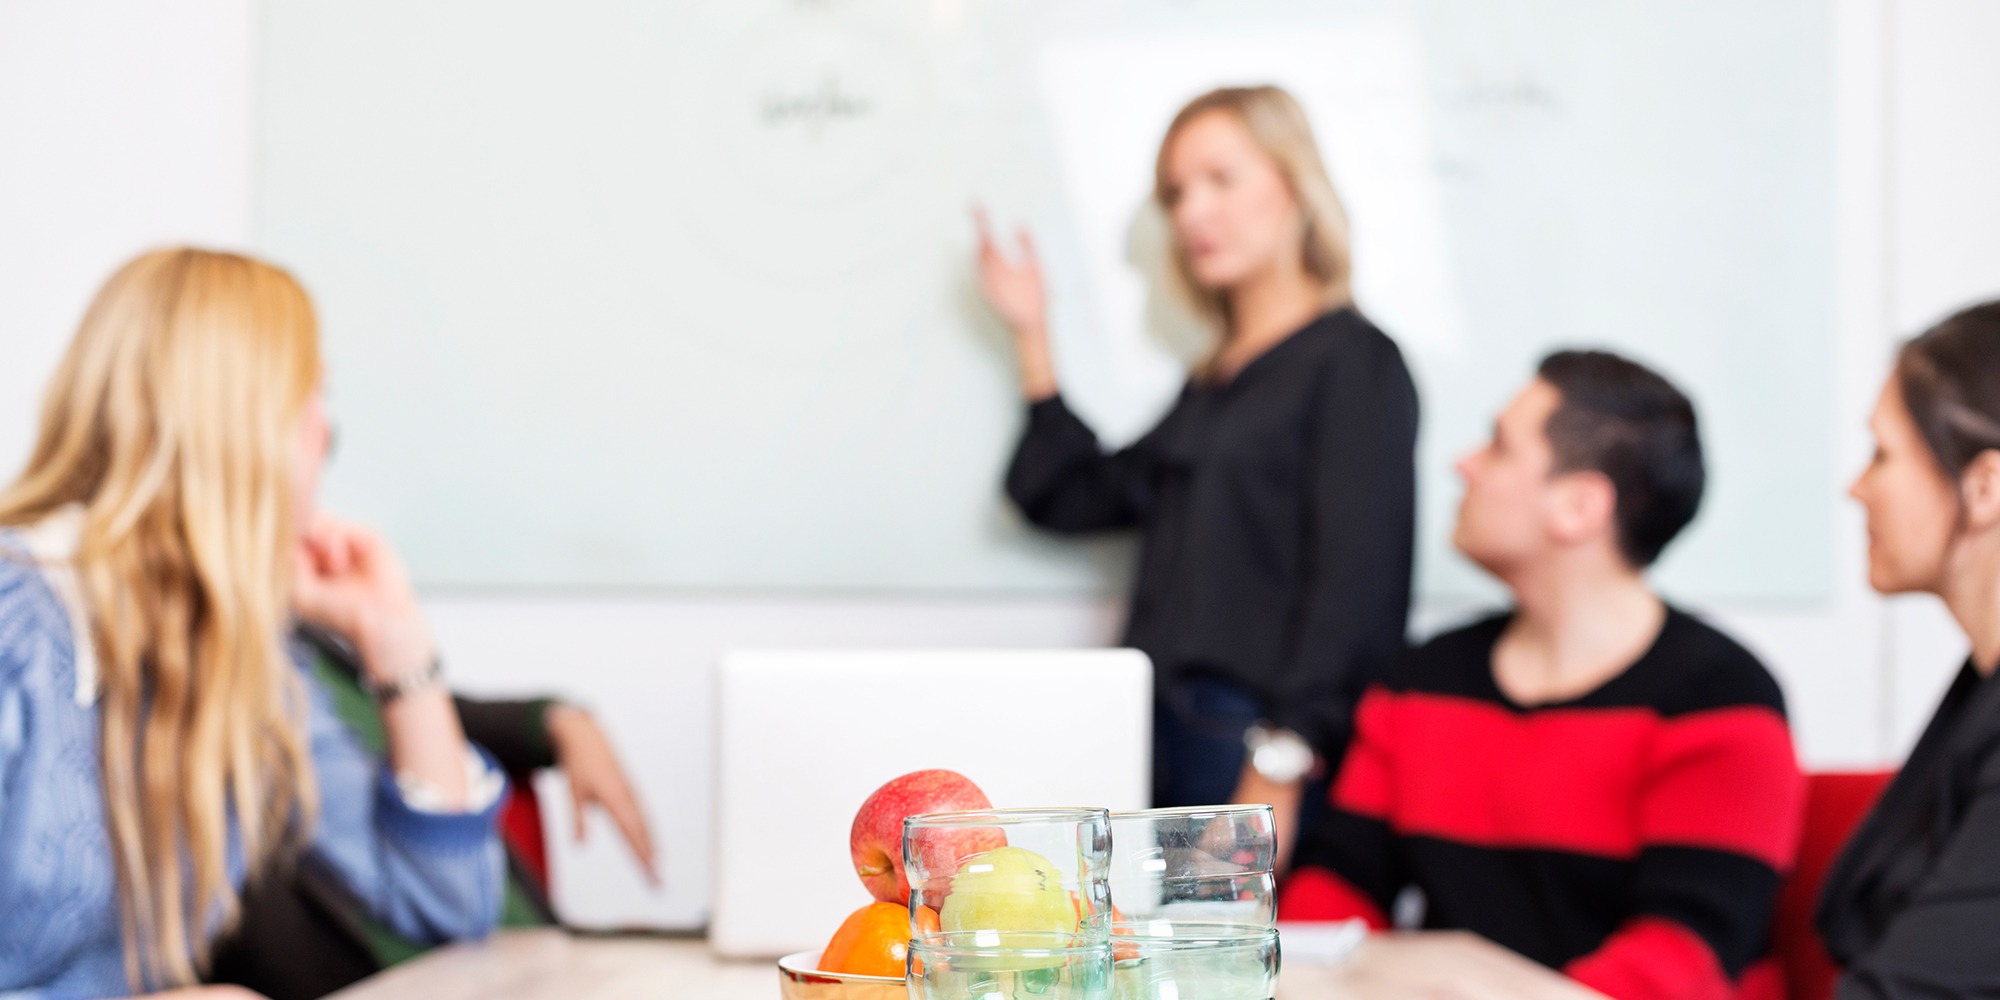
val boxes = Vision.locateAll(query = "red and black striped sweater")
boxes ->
[1281,608,1805,1000]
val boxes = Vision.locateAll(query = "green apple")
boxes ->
[939,846,1078,936]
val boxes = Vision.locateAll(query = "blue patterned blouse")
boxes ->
[0,542,506,999]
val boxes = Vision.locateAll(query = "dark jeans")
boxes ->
[1153,675,1264,808]
[1153,675,1333,859]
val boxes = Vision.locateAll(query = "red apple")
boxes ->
[850,769,998,905]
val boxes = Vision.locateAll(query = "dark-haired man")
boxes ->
[1281,352,1804,1000]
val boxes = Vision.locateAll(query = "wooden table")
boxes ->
[1278,932,1611,1000]
[328,928,1606,1000]
[324,930,771,1000]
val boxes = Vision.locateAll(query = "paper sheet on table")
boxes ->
[1277,919,1370,965]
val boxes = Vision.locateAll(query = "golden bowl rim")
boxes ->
[776,949,904,985]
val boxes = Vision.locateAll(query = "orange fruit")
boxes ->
[820,901,912,978]
[1110,916,1141,962]
[1066,890,1129,927]
[1068,892,1140,961]
[909,905,941,975]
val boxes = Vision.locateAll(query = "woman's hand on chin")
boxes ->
[292,512,435,683]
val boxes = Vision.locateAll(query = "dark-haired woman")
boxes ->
[1819,300,2000,998]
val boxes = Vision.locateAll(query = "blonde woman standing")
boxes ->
[979,86,1419,858]
[0,249,504,998]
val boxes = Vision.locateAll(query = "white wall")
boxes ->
[1881,0,2000,752]
[0,0,255,463]
[2,0,1994,928]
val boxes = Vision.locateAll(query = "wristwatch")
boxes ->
[1244,723,1315,784]
[366,656,445,705]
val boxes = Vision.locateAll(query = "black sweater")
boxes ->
[1005,308,1418,755]
[1817,660,2000,1000]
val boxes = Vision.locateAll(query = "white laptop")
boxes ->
[707,649,1152,958]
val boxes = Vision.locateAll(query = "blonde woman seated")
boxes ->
[0,249,505,999]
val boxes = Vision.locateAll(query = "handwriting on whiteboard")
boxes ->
[760,75,873,140]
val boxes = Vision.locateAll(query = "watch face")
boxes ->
[1254,741,1311,782]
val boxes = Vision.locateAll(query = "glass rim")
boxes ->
[1110,921,1281,949]
[909,930,1114,957]
[1146,872,1278,883]
[1109,804,1276,821]
[904,806,1111,828]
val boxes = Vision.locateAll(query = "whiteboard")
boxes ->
[257,0,1834,600]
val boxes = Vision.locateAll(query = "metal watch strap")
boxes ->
[367,656,444,705]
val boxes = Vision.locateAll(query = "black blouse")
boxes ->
[1817,660,2000,999]
[1005,308,1418,756]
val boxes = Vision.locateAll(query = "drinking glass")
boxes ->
[908,931,1113,1000]
[904,807,1114,942]
[1108,805,1277,926]
[1109,921,1279,1000]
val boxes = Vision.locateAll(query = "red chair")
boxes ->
[1770,771,1893,1000]
[499,780,552,896]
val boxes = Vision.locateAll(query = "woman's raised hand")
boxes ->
[973,207,1058,400]
[973,207,1048,335]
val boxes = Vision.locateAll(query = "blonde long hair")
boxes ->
[0,248,322,989]
[1153,85,1355,330]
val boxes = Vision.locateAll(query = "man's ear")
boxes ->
[1549,469,1619,549]
[1960,449,2000,533]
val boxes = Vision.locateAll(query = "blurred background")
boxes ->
[2,0,1995,931]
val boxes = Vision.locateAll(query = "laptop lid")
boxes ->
[707,648,1152,958]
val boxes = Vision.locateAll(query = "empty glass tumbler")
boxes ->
[1108,805,1277,925]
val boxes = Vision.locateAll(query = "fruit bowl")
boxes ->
[776,950,904,1000]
